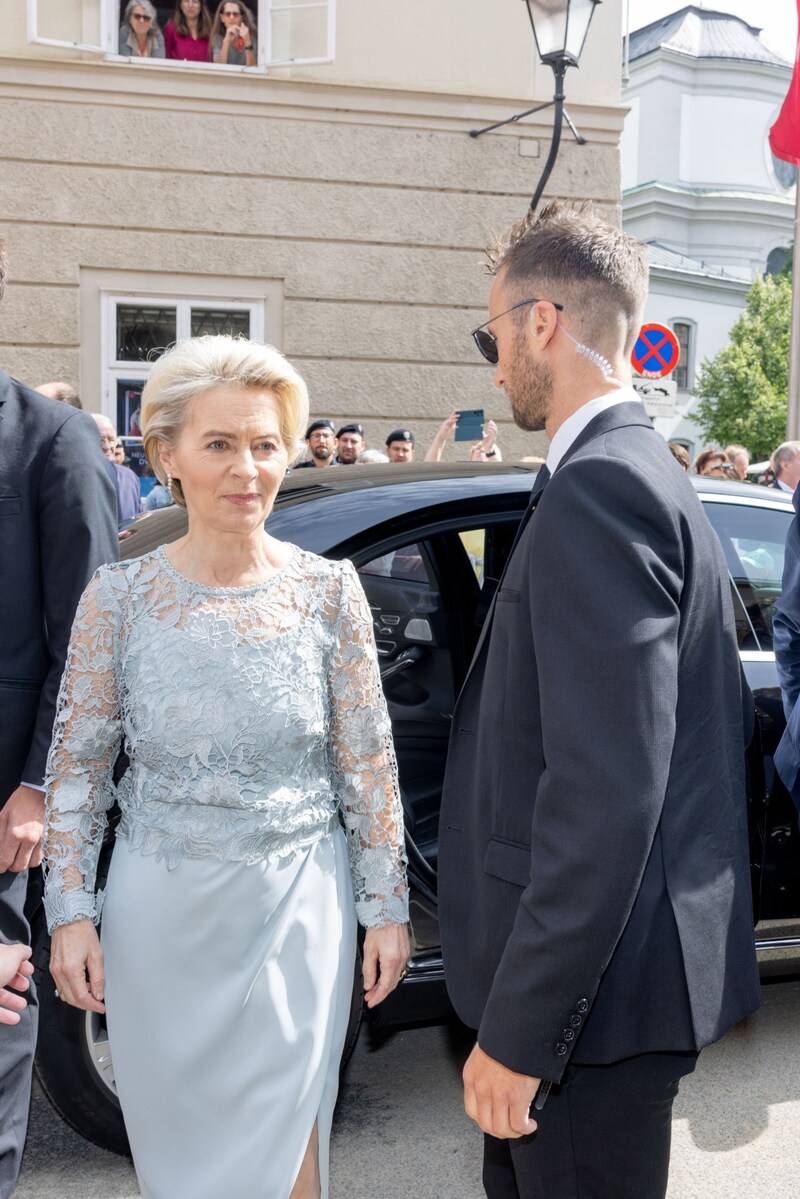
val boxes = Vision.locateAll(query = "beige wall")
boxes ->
[4,0,623,102]
[0,2,624,460]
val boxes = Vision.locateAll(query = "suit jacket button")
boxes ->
[576,999,589,1013]
[570,1014,581,1028]
[562,1029,575,1042]
[556,1042,568,1056]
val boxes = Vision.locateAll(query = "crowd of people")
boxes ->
[669,438,800,490]
[119,0,258,64]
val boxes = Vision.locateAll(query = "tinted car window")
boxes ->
[703,501,792,651]
[359,543,428,584]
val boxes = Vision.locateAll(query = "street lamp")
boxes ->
[470,0,602,210]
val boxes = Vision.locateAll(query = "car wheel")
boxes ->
[31,926,364,1157]
[32,921,130,1156]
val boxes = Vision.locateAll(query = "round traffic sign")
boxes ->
[631,324,680,379]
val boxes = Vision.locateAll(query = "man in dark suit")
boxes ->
[770,441,800,492]
[438,203,760,1199]
[0,242,118,1196]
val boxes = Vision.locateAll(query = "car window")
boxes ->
[703,501,793,651]
[358,543,429,584]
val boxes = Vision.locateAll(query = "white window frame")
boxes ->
[102,293,265,421]
[27,0,335,67]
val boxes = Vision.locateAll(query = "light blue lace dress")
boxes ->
[43,545,409,1199]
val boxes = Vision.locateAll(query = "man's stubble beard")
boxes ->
[311,446,334,462]
[505,336,554,433]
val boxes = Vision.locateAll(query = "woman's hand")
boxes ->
[0,944,34,1026]
[362,923,411,1009]
[50,920,106,1014]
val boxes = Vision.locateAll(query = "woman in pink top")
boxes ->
[164,0,212,61]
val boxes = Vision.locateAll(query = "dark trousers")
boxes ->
[0,869,37,1199]
[483,1051,698,1199]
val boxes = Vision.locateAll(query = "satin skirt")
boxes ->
[101,826,357,1199]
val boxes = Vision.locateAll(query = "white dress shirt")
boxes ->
[545,385,641,476]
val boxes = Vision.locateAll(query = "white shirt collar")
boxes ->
[545,386,641,475]
[777,478,794,493]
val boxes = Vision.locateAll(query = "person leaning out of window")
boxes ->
[210,0,257,65]
[119,0,165,57]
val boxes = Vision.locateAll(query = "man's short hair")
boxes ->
[772,441,800,478]
[37,381,82,409]
[486,201,649,357]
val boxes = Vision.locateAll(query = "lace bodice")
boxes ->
[43,546,409,932]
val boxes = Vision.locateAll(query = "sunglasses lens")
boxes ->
[473,330,498,364]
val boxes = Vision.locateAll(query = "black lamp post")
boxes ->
[470,0,602,210]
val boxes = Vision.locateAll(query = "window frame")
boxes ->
[101,292,265,422]
[26,0,336,68]
[671,318,695,392]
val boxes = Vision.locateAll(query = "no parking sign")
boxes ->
[631,324,680,379]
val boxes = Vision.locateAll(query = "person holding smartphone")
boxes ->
[210,0,257,64]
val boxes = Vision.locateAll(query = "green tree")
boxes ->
[694,273,792,461]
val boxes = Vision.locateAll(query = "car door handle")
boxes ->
[380,647,424,680]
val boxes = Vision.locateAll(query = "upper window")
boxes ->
[672,321,693,392]
[26,0,335,68]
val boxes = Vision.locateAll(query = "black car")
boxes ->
[29,463,800,1154]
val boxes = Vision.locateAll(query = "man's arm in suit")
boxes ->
[773,485,800,722]
[477,453,683,1083]
[0,410,118,872]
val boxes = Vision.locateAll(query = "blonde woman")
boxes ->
[43,336,410,1199]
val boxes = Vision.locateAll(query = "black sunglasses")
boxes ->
[471,297,564,364]
[131,11,152,18]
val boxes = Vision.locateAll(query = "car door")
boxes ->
[702,494,799,926]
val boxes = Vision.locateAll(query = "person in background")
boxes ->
[294,420,340,469]
[336,424,366,465]
[210,0,257,65]
[119,0,165,57]
[93,415,142,521]
[358,449,389,464]
[143,480,175,511]
[425,413,500,463]
[694,448,727,477]
[35,382,82,410]
[725,444,750,481]
[386,429,415,462]
[0,240,118,1196]
[0,946,33,1028]
[667,442,689,472]
[164,0,212,61]
[770,442,800,492]
[113,439,128,467]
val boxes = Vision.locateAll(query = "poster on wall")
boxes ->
[117,379,145,438]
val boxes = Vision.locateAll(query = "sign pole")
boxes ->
[788,183,800,441]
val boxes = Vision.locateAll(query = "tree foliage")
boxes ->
[694,273,792,461]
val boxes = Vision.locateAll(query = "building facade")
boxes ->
[0,0,625,462]
[621,5,795,457]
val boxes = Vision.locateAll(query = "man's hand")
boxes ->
[463,1043,540,1139]
[0,785,46,873]
[0,944,34,1026]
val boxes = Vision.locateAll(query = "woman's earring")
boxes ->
[166,473,174,497]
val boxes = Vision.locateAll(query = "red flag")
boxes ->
[770,0,800,166]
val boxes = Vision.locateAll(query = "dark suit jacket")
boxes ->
[0,373,119,805]
[773,483,800,804]
[438,402,760,1083]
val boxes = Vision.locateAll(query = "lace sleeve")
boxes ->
[327,562,409,928]
[43,567,124,932]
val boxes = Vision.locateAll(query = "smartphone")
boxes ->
[455,408,485,442]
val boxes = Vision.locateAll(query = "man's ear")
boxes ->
[528,301,559,347]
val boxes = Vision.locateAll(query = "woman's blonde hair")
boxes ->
[141,336,309,507]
